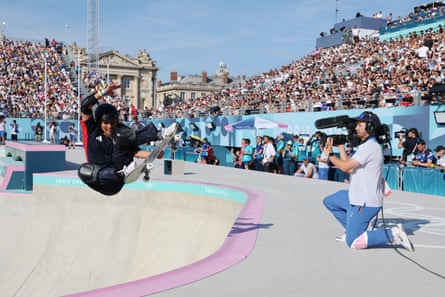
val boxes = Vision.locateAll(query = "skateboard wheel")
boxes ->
[146,163,154,170]
[174,134,181,141]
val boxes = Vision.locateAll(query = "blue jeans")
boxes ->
[282,159,296,175]
[254,158,264,171]
[323,190,393,249]
[318,167,329,180]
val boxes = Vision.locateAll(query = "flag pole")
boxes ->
[76,49,83,145]
[42,54,50,143]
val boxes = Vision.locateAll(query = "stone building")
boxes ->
[71,44,159,109]
[156,60,242,107]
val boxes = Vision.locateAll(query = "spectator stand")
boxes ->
[380,16,445,42]
[316,15,387,49]
[380,1,445,38]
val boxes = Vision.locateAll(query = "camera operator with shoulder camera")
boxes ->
[397,127,420,164]
[322,111,414,251]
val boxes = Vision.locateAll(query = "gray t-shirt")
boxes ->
[349,138,384,207]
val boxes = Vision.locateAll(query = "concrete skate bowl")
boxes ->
[0,173,264,297]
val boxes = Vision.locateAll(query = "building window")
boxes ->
[191,92,196,100]
[123,77,131,89]
[201,93,206,97]
[123,95,130,104]
[180,92,185,100]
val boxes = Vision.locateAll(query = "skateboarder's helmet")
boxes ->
[94,103,118,122]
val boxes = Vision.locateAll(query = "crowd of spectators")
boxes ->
[0,38,77,120]
[2,8,445,120]
[149,22,445,120]
[229,130,445,180]
[384,3,445,29]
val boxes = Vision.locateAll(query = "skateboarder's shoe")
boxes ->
[159,122,180,140]
[117,158,144,177]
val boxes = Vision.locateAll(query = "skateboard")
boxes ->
[124,122,180,183]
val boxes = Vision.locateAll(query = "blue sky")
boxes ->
[1,0,425,81]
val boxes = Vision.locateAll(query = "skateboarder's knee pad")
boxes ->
[114,124,137,149]
[78,163,103,185]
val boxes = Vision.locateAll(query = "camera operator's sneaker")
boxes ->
[391,223,414,252]
[335,233,346,243]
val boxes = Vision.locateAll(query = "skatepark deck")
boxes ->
[0,148,444,296]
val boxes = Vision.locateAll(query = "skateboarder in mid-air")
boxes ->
[78,81,176,195]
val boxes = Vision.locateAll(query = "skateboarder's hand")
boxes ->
[135,150,150,159]
[104,81,121,95]
[134,150,164,160]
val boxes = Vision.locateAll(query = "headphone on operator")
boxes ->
[366,120,376,134]
[357,111,380,135]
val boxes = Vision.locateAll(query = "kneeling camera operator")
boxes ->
[320,111,414,251]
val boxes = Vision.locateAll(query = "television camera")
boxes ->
[314,115,391,147]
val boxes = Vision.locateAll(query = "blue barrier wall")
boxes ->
[402,167,445,196]
[1,105,444,196]
[331,164,444,196]
[3,105,445,157]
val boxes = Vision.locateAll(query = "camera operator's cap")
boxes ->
[355,111,381,127]
[435,145,445,152]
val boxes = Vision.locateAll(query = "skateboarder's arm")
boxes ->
[80,94,98,121]
[80,81,122,121]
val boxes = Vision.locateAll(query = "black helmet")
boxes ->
[94,103,118,122]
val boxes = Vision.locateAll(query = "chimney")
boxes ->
[222,72,228,84]
[170,71,178,81]
[202,71,208,83]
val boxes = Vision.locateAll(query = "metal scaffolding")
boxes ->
[87,0,99,74]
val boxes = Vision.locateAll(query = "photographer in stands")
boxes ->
[397,127,420,164]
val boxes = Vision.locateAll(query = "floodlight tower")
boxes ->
[335,0,339,24]
[87,0,100,73]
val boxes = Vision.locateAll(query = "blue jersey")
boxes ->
[413,149,434,164]
[297,143,307,161]
[255,143,264,159]
[276,140,285,157]
[201,143,210,157]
